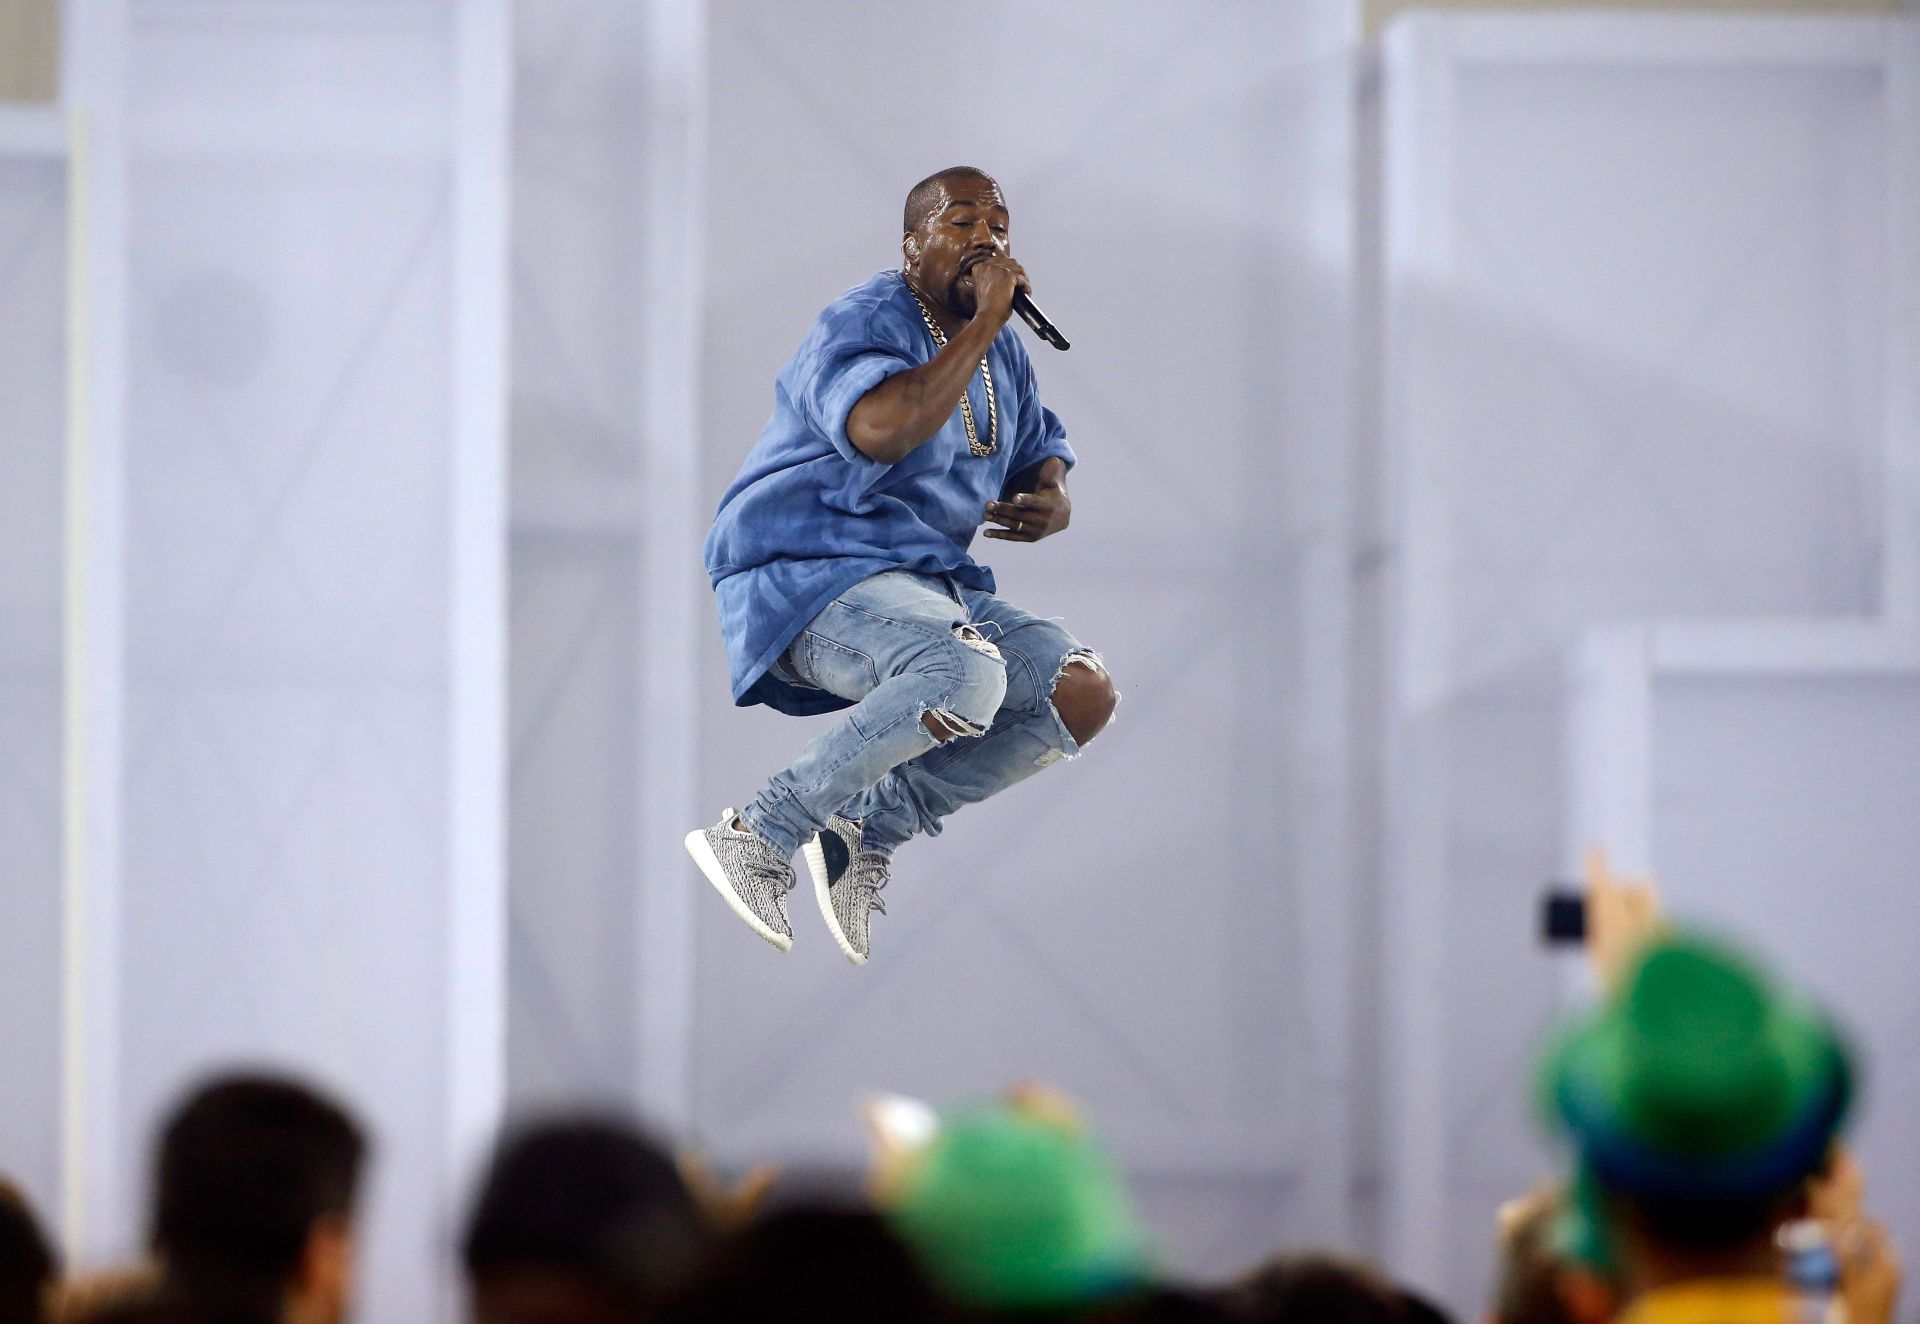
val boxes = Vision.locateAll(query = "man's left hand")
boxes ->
[983,486,1069,542]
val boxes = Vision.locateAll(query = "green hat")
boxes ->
[887,1105,1152,1311]
[1541,932,1853,1200]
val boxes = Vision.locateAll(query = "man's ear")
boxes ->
[293,1214,354,1324]
[902,233,920,268]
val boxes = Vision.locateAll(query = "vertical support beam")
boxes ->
[1378,14,1455,1297]
[633,0,706,1132]
[1277,13,1363,1251]
[61,4,514,1312]
[1882,19,1920,632]
[60,0,129,1267]
[1349,42,1391,1258]
[446,0,512,1224]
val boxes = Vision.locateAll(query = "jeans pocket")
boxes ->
[796,631,880,701]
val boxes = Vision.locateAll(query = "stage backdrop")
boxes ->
[8,7,1917,1323]
[49,4,510,1324]
[1372,13,1918,1308]
[505,0,1366,1279]
[0,117,65,1225]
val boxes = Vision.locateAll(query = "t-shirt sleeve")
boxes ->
[795,305,920,466]
[1008,339,1076,477]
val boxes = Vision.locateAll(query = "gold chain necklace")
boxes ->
[907,284,997,457]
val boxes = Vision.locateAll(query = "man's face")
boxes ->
[905,176,1010,318]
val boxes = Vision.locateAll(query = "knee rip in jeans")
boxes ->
[1054,649,1105,683]
[1051,650,1116,716]
[921,706,988,743]
[1035,650,1116,766]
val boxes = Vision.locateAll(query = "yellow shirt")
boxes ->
[1618,1278,1798,1324]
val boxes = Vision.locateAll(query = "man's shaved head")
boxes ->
[902,167,1000,235]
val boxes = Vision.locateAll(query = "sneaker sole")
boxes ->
[802,834,866,966]
[684,829,792,952]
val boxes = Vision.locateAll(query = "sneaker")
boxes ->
[802,815,890,965]
[684,808,795,952]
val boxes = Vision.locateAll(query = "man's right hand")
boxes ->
[847,258,1029,464]
[965,255,1030,324]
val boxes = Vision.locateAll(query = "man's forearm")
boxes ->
[1002,456,1067,499]
[846,315,1002,464]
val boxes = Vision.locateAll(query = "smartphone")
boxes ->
[1541,888,1587,946]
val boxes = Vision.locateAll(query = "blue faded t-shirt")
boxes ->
[705,270,1075,715]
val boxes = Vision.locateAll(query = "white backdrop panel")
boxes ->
[1651,674,1920,1269]
[688,0,1358,1278]
[1377,14,1900,1309]
[505,0,651,1112]
[81,3,509,1322]
[0,153,65,1220]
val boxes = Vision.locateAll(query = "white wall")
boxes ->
[505,0,652,1114]
[509,5,1919,1304]
[0,126,65,1222]
[1650,674,1920,1254]
[505,0,705,1135]
[2,4,1912,1317]
[1556,14,1920,1277]
[54,4,510,1322]
[1374,13,1915,1309]
[1366,0,1902,40]
[693,0,1360,1275]
[505,0,1364,1280]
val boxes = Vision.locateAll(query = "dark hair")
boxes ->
[1398,1287,1457,1324]
[999,1286,1237,1324]
[0,1180,57,1324]
[1621,1189,1784,1252]
[151,1073,365,1320]
[903,167,998,235]
[82,1299,204,1324]
[1222,1255,1405,1324]
[463,1114,706,1315]
[662,1204,940,1324]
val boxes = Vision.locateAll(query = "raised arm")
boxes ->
[846,257,1025,464]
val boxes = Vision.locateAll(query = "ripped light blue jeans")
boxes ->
[740,569,1096,857]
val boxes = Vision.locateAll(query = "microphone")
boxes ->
[1012,290,1070,351]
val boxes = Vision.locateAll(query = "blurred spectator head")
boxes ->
[1488,1187,1617,1324]
[461,1114,707,1324]
[1221,1253,1402,1324]
[150,1072,366,1324]
[887,1103,1150,1315]
[0,1178,57,1324]
[1539,932,1853,1276]
[1398,1288,1457,1324]
[659,1203,940,1324]
[1109,1289,1243,1324]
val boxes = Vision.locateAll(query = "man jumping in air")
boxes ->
[688,167,1115,964]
